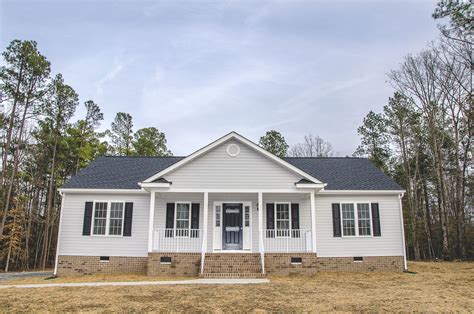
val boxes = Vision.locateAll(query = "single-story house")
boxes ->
[55,132,407,277]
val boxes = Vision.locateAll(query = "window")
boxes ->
[244,206,250,227]
[340,203,373,237]
[175,202,191,237]
[109,202,124,235]
[215,205,221,227]
[275,203,291,237]
[93,202,108,235]
[341,203,355,236]
[357,204,371,236]
[92,201,125,236]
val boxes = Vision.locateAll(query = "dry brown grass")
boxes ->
[1,262,473,312]
[2,273,185,285]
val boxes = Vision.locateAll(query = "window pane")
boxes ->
[341,203,355,236]
[276,204,290,236]
[110,202,123,219]
[177,203,190,219]
[357,203,371,236]
[109,202,124,235]
[175,203,190,236]
[93,202,107,235]
[176,220,189,229]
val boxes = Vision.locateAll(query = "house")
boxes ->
[55,132,407,277]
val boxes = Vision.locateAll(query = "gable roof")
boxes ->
[62,156,402,191]
[142,132,323,185]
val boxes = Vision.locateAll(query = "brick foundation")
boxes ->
[57,255,147,276]
[147,253,201,276]
[264,254,404,275]
[265,253,319,275]
[317,256,404,272]
[57,254,404,276]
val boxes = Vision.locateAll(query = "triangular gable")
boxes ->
[142,132,324,185]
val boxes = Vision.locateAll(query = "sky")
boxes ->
[0,0,440,156]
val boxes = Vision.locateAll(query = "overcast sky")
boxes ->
[1,0,439,156]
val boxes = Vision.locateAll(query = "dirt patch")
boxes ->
[1,262,473,312]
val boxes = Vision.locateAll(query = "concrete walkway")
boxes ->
[0,278,270,289]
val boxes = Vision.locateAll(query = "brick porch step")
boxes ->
[201,253,265,278]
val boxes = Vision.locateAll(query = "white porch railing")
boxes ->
[263,229,313,252]
[152,228,202,252]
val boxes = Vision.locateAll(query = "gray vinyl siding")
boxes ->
[59,192,403,257]
[315,194,404,257]
[165,139,301,189]
[58,193,150,257]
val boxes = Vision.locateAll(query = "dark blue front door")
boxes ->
[223,203,243,250]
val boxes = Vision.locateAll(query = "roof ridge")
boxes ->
[284,156,366,159]
[100,155,186,158]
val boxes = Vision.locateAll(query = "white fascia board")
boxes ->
[295,183,327,189]
[58,188,147,194]
[142,131,324,184]
[139,182,172,188]
[318,190,405,195]
[156,188,311,193]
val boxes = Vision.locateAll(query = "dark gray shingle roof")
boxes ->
[63,156,402,190]
[284,157,402,190]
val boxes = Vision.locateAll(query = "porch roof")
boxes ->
[62,156,402,191]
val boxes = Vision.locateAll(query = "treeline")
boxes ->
[354,1,472,260]
[0,41,171,271]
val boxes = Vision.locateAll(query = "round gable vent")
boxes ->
[226,143,240,157]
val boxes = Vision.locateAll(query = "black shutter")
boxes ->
[165,203,175,237]
[266,203,275,238]
[191,203,200,238]
[82,202,93,236]
[291,203,300,229]
[332,203,342,237]
[291,203,300,238]
[371,203,381,236]
[123,202,133,236]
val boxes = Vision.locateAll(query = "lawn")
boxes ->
[0,262,472,312]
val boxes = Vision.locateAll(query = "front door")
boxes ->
[222,203,243,250]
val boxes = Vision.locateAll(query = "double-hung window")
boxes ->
[340,202,372,237]
[275,203,291,238]
[175,202,191,237]
[92,201,125,236]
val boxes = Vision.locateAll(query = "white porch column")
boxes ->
[202,192,209,252]
[310,191,317,253]
[200,192,209,274]
[147,190,156,253]
[258,191,265,274]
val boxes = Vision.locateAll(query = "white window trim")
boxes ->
[91,201,125,237]
[275,202,292,238]
[174,201,192,238]
[340,202,374,238]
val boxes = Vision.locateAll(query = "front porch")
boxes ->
[145,190,318,277]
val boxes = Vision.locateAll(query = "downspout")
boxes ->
[398,193,408,271]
